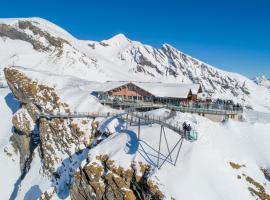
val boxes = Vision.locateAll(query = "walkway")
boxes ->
[35,110,197,142]
[17,97,198,169]
[100,99,243,115]
[16,97,197,141]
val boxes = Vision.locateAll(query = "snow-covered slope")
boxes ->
[0,17,270,111]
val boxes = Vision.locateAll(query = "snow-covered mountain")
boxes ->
[1,17,270,200]
[254,76,270,89]
[0,17,270,111]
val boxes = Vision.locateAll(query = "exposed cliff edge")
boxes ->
[4,67,80,175]
[4,67,164,199]
[70,154,164,200]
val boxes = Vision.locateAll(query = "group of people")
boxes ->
[179,99,243,112]
[182,122,191,132]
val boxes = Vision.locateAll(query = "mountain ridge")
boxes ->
[0,17,270,111]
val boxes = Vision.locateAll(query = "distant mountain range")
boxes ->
[253,75,270,89]
[0,17,270,111]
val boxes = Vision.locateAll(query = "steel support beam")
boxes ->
[157,125,163,167]
[158,136,184,169]
[162,127,173,162]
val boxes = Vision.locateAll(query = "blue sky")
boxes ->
[1,0,269,78]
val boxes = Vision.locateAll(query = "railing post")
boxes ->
[126,114,129,129]
[138,118,141,141]
[157,125,163,168]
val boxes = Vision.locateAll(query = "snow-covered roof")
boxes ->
[91,81,130,93]
[135,82,200,98]
[92,81,201,99]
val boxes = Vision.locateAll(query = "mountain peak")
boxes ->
[112,33,129,41]
[102,33,131,47]
[254,75,270,88]
[258,75,268,80]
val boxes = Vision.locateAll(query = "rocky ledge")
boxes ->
[70,154,164,200]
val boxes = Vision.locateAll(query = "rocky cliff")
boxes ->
[4,67,163,199]
[4,67,79,175]
[70,154,163,200]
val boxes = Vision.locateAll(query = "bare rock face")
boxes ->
[12,107,35,135]
[4,67,70,114]
[10,133,33,174]
[39,117,82,175]
[0,20,68,52]
[4,67,80,176]
[120,43,250,102]
[38,189,55,200]
[70,154,164,200]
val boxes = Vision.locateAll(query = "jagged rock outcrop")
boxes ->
[0,18,98,72]
[4,67,70,114]
[38,189,55,200]
[4,67,82,176]
[39,117,81,175]
[120,43,249,100]
[0,20,68,52]
[10,133,33,174]
[70,154,164,200]
[12,107,35,135]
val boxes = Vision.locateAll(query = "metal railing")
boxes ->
[16,98,198,142]
[100,99,243,115]
[126,111,197,141]
[35,110,197,142]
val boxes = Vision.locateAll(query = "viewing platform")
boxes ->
[99,99,243,122]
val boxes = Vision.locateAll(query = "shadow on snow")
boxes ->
[5,92,20,114]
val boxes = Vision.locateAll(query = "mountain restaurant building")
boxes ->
[92,81,202,105]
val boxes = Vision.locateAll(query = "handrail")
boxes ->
[100,99,243,115]
[16,98,198,141]
[36,110,197,142]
